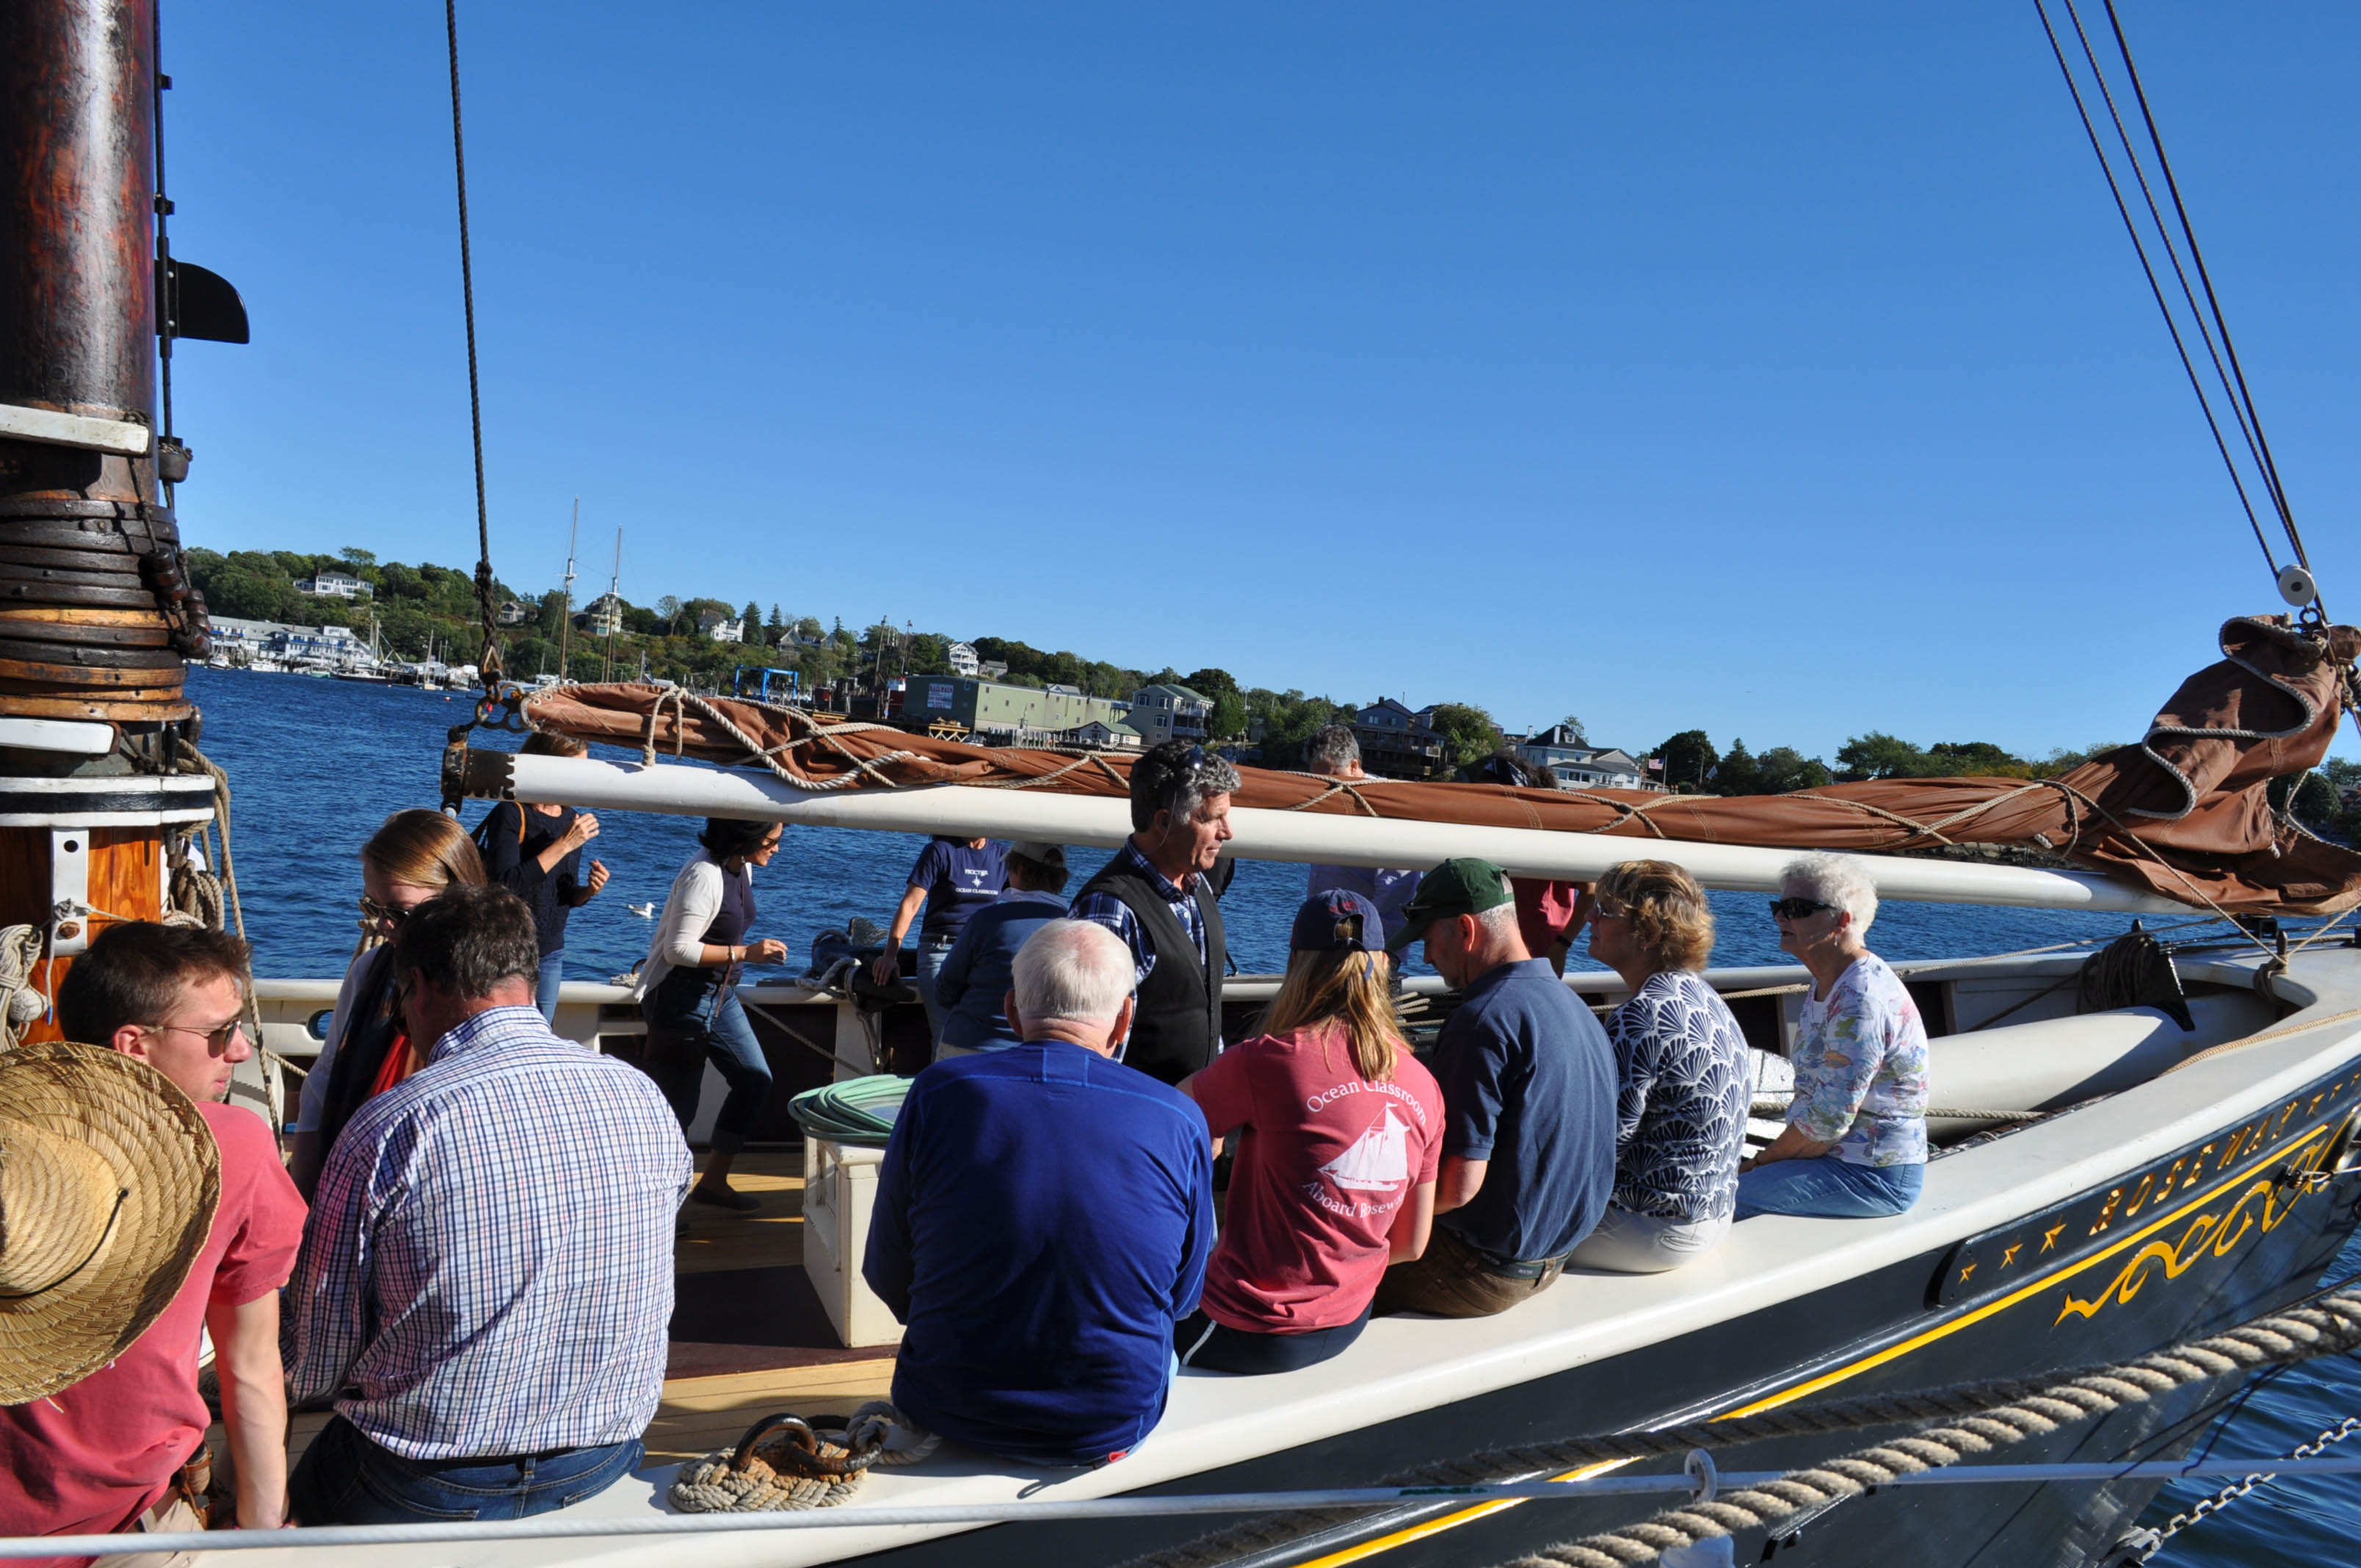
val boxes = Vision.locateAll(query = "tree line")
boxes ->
[182,548,1420,731]
[189,547,2352,833]
[1652,727,2353,838]
[1646,730,2124,794]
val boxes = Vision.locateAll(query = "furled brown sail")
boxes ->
[515,615,2361,915]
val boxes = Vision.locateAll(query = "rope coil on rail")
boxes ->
[668,1404,937,1514]
[1120,1288,2361,1568]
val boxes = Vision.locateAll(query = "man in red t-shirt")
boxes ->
[1,923,307,1564]
[1512,878,1592,977]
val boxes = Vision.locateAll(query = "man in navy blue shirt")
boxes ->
[1373,858,1615,1318]
[872,836,1007,1045]
[932,843,1070,1058]
[865,920,1214,1467]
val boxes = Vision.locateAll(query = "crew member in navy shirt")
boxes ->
[1373,857,1614,1318]
[872,836,1006,1045]
[476,732,609,1023]
[932,842,1069,1059]
[865,920,1214,1468]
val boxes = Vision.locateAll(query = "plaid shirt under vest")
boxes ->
[287,1006,692,1460]
[1070,840,1210,984]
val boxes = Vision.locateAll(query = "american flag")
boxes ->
[1646,756,1664,772]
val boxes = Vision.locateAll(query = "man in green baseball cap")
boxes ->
[1385,857,1517,955]
[1375,858,1616,1318]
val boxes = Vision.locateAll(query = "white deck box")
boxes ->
[801,1136,904,1349]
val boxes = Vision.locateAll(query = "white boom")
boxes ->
[493,754,2191,915]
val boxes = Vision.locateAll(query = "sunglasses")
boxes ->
[1769,896,1835,921]
[360,895,412,930]
[1592,899,1631,921]
[146,1018,245,1050]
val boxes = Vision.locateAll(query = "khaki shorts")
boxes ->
[1371,1225,1565,1318]
[91,1493,203,1568]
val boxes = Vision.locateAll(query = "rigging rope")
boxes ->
[2059,1,2279,552]
[2031,0,2278,580]
[1121,1285,2361,1568]
[444,0,502,687]
[2096,0,2308,575]
[0,926,46,1050]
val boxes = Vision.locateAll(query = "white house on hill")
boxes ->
[294,570,367,599]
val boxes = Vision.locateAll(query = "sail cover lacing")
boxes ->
[508,615,2361,916]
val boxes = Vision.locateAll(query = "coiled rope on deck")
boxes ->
[669,1404,938,1514]
[1119,1287,2361,1568]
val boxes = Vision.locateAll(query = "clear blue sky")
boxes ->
[159,4,2361,763]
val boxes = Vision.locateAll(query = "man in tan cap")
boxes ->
[0,923,306,1562]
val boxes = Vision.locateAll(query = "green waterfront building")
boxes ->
[907,676,1134,744]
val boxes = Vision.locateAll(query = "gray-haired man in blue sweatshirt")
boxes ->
[865,919,1213,1467]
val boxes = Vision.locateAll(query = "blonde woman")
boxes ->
[1571,860,1750,1273]
[289,808,485,1198]
[1175,890,1443,1374]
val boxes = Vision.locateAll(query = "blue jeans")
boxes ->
[535,950,565,1026]
[1175,1306,1369,1374]
[1736,1155,1922,1219]
[289,1414,640,1524]
[913,937,955,1042]
[645,972,772,1155]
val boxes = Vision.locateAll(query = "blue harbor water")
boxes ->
[186,666,2358,1564]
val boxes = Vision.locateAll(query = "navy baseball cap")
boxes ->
[1291,889,1384,953]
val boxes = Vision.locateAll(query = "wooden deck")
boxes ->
[275,1147,896,1470]
[657,1147,896,1463]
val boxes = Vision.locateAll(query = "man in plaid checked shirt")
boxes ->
[286,885,691,1525]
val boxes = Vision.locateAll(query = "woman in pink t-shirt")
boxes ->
[1176,890,1443,1374]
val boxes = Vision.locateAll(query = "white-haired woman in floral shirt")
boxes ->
[1738,853,1929,1219]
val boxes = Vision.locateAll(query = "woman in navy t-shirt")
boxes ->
[870,836,1006,1042]
[476,733,609,1023]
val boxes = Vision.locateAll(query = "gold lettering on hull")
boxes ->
[2056,1133,2335,1324]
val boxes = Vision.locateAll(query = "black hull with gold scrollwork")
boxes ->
[852,1070,2361,1568]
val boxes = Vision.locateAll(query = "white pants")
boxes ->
[1567,1206,1730,1274]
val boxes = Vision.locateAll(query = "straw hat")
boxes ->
[0,1042,220,1404]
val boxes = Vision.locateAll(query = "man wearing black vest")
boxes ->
[1069,741,1238,1085]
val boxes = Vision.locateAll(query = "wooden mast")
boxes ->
[0,0,223,1041]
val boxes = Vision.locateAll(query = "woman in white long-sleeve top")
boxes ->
[638,818,788,1210]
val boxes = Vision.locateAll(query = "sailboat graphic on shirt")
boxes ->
[1319,1108,1410,1192]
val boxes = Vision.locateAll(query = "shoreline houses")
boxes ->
[1352,698,1446,779]
[293,567,368,599]
[1515,724,1649,789]
[1129,683,1212,747]
[207,616,359,664]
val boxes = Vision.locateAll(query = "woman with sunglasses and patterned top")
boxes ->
[289,808,485,1198]
[1568,860,1751,1272]
[1737,853,1929,1219]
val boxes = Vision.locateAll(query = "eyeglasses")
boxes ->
[145,1018,246,1051]
[1592,899,1631,921]
[1769,896,1835,921]
[359,895,411,930]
